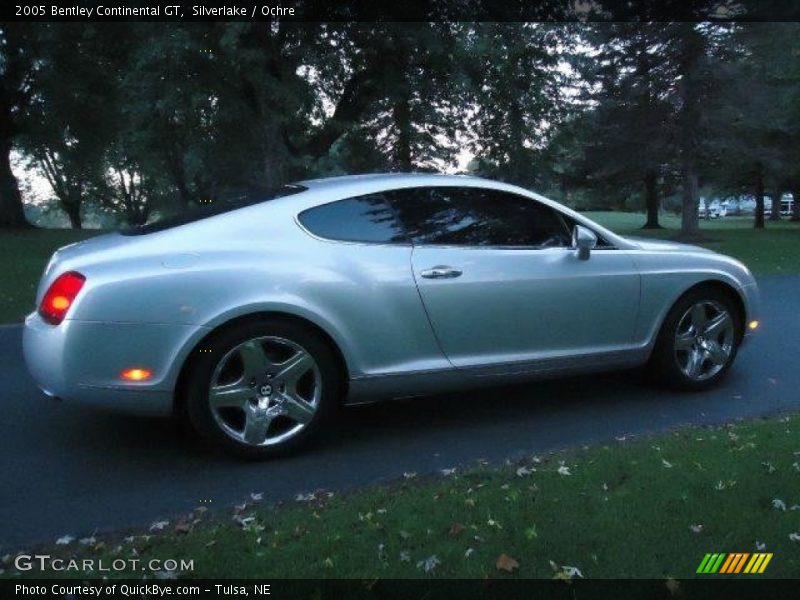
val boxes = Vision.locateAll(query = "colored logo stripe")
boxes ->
[720,553,749,573]
[697,553,726,573]
[697,553,773,574]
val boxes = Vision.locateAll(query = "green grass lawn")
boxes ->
[4,413,800,580]
[0,214,797,324]
[586,212,799,276]
[0,228,99,324]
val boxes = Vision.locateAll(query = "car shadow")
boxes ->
[63,368,659,463]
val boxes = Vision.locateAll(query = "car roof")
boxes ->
[297,172,489,189]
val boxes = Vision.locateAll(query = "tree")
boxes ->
[18,24,119,228]
[580,23,681,228]
[703,23,795,229]
[466,23,575,187]
[0,24,36,228]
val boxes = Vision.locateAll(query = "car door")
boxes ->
[386,186,641,369]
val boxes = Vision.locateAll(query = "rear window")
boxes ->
[119,185,306,235]
[297,194,408,244]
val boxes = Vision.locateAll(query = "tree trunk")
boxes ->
[0,140,30,228]
[754,167,765,229]
[680,163,699,236]
[642,170,662,229]
[769,191,781,221]
[63,188,82,229]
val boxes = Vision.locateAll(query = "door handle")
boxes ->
[420,266,463,279]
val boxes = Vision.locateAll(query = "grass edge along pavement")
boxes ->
[3,412,800,580]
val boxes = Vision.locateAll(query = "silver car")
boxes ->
[23,174,760,457]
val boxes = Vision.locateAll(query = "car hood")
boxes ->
[625,236,715,254]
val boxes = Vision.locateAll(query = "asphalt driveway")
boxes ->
[1,275,798,551]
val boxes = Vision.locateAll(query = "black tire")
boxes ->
[649,287,742,391]
[183,318,342,459]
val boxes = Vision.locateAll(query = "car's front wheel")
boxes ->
[650,287,742,391]
[184,318,342,458]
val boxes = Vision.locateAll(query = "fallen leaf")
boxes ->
[464,548,475,558]
[772,499,787,511]
[495,553,519,573]
[174,521,192,534]
[756,541,766,551]
[561,565,584,579]
[78,536,97,546]
[662,459,673,469]
[323,557,334,568]
[149,521,169,532]
[416,555,440,573]
[516,466,535,477]
[440,468,457,477]
[690,524,704,534]
[449,523,466,536]
[250,492,263,502]
[557,465,572,476]
[789,532,800,542]
[55,535,74,546]
[235,516,255,528]
[399,550,411,562]
[403,471,417,480]
[525,525,538,540]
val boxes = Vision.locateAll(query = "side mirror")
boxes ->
[572,225,597,260]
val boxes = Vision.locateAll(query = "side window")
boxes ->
[385,187,572,248]
[298,194,408,244]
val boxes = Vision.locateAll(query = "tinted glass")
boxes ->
[120,185,306,235]
[298,194,407,244]
[385,187,572,248]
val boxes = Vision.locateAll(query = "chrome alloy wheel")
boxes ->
[674,300,735,381]
[208,336,322,447]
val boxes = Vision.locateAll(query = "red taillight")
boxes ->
[39,271,86,325]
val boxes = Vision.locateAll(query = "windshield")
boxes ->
[119,184,307,235]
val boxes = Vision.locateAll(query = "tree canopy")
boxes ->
[1,20,799,230]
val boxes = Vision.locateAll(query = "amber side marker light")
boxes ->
[121,368,152,382]
[748,320,760,331]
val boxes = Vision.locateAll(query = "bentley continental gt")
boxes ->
[23,174,760,457]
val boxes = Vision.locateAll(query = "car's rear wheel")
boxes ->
[650,287,742,391]
[184,319,342,458]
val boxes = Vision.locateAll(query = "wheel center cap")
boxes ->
[260,384,272,397]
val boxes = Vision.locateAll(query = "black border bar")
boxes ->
[4,0,800,23]
[2,578,797,599]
